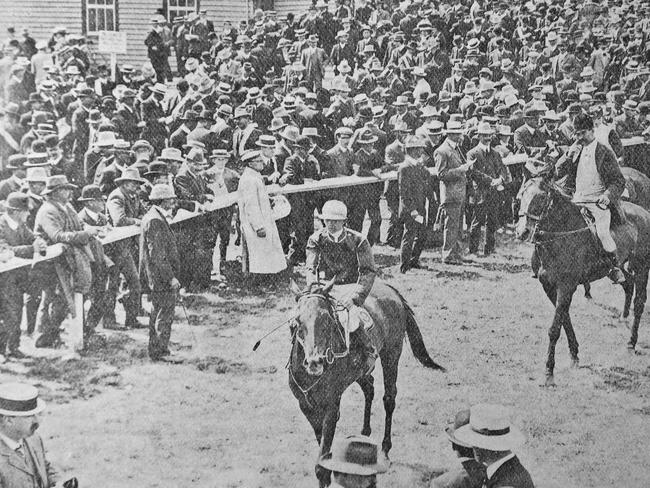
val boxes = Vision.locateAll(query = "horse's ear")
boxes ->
[322,276,337,295]
[290,279,303,299]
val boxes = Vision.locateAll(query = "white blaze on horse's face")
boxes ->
[516,178,546,240]
[297,298,331,376]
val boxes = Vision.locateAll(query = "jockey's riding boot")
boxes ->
[351,328,378,376]
[605,252,626,284]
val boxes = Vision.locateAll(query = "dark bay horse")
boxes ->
[516,176,650,386]
[288,279,444,486]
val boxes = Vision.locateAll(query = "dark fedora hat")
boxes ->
[6,154,28,170]
[77,184,105,202]
[42,175,77,194]
[5,192,30,211]
[144,161,169,179]
[318,436,387,476]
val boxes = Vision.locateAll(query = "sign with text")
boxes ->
[98,30,127,54]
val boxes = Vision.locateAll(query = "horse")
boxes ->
[288,278,444,486]
[516,175,650,386]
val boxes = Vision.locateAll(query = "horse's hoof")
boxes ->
[627,345,638,355]
[379,450,391,468]
[571,358,580,369]
[542,375,556,388]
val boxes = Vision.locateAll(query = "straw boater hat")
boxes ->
[318,435,388,475]
[0,383,46,417]
[453,404,526,451]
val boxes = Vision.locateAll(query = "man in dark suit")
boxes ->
[111,88,140,143]
[140,83,168,154]
[453,403,534,488]
[434,121,473,264]
[77,184,116,335]
[466,123,508,256]
[139,184,181,361]
[71,87,96,172]
[232,107,262,161]
[0,193,47,359]
[398,136,430,273]
[300,34,327,92]
[173,147,215,290]
[513,108,548,155]
[0,382,57,488]
[144,17,172,83]
[169,109,198,151]
[431,409,485,488]
[0,154,27,200]
[106,168,147,329]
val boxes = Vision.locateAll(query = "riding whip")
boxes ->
[252,316,295,351]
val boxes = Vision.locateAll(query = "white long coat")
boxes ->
[237,167,287,274]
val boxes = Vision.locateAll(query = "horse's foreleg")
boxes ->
[629,266,649,351]
[357,375,374,436]
[380,354,399,455]
[315,403,341,488]
[545,285,576,387]
[540,275,557,305]
[621,269,634,320]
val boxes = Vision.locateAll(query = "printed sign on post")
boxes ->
[98,30,127,54]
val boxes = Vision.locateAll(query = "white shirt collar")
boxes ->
[0,431,21,451]
[4,214,20,231]
[486,453,516,479]
[478,141,490,151]
[328,228,346,242]
[524,123,535,134]
[446,138,458,149]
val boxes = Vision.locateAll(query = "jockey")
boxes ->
[556,113,627,284]
[305,200,378,375]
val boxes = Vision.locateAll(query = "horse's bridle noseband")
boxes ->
[293,293,350,366]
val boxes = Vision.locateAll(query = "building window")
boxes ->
[168,0,198,22]
[85,0,118,33]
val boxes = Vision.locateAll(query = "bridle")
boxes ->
[288,293,351,408]
[292,293,350,366]
[520,181,593,246]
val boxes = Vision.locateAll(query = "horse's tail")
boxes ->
[386,284,446,372]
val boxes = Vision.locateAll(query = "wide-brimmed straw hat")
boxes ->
[453,403,526,451]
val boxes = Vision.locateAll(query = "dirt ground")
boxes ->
[1,225,649,488]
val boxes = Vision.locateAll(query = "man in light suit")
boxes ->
[434,121,473,264]
[139,184,181,361]
[300,34,327,92]
[0,383,57,488]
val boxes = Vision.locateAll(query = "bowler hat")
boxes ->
[292,135,312,149]
[6,154,27,170]
[144,162,169,179]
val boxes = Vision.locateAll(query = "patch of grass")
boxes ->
[190,356,251,375]
[29,358,100,401]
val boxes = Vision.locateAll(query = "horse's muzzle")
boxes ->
[304,357,324,376]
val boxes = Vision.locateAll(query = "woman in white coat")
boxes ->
[237,150,287,278]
